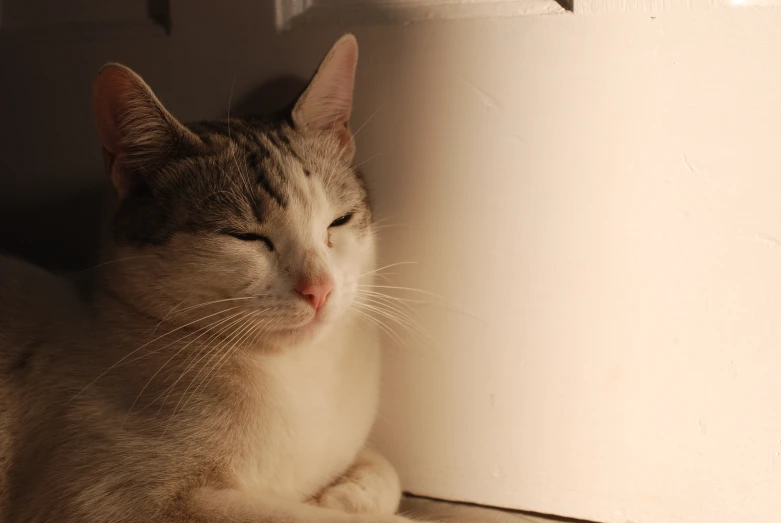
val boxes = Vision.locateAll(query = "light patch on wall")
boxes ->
[570,0,781,13]
[274,0,569,31]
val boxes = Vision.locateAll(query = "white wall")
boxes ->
[2,3,781,523]
[367,8,781,523]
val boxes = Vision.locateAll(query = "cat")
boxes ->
[0,34,418,523]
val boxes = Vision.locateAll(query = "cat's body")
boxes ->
[0,35,409,523]
[1,258,380,521]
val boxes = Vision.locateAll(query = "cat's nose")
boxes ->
[295,280,334,312]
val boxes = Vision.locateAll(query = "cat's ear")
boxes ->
[92,63,199,198]
[292,34,358,162]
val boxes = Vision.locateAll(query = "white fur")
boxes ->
[0,188,410,523]
[0,33,422,523]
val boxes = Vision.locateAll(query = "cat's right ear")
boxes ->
[92,63,199,199]
[291,34,359,162]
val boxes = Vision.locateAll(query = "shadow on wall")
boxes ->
[0,183,108,273]
[235,75,307,116]
[0,76,307,273]
[0,0,417,273]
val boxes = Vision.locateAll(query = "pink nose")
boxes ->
[295,280,334,312]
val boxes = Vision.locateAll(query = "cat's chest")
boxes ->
[231,327,380,499]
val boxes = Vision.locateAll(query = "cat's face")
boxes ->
[94,35,372,346]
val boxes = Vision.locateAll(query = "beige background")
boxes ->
[1,2,780,523]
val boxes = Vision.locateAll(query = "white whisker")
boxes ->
[143,310,250,414]
[165,295,268,321]
[226,76,258,205]
[149,297,188,340]
[193,314,274,400]
[78,255,156,274]
[339,103,384,158]
[353,298,429,343]
[350,307,406,348]
[168,310,266,423]
[357,289,429,306]
[125,310,255,424]
[360,261,417,279]
[352,148,392,170]
[358,284,444,301]
[69,306,242,403]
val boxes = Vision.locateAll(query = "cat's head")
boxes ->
[92,34,374,347]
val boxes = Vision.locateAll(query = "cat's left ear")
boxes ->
[92,63,200,199]
[292,34,358,162]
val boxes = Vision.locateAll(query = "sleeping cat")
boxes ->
[0,34,416,523]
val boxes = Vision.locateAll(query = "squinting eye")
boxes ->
[329,213,353,228]
[225,231,275,252]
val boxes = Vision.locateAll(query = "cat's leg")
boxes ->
[313,448,402,515]
[183,486,411,523]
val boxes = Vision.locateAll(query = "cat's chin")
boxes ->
[266,316,332,347]
[249,303,348,349]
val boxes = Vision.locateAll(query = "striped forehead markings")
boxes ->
[192,118,321,211]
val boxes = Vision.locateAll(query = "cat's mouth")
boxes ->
[271,315,324,338]
[262,298,340,341]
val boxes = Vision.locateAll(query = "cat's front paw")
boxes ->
[315,456,401,515]
[317,480,377,514]
[314,448,402,515]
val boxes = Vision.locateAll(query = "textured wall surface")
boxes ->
[1,2,780,523]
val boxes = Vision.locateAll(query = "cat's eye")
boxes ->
[329,213,353,228]
[226,231,275,251]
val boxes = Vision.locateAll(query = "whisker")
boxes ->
[352,148,392,170]
[226,77,258,206]
[353,298,430,343]
[371,215,399,227]
[352,104,384,141]
[372,272,397,284]
[214,161,247,203]
[350,307,407,348]
[351,306,397,342]
[163,311,266,433]
[78,255,156,274]
[245,316,278,348]
[369,216,412,234]
[356,301,429,343]
[202,189,243,205]
[340,103,384,159]
[356,293,420,320]
[158,311,260,430]
[149,297,188,340]
[169,310,264,419]
[191,314,273,402]
[355,296,419,328]
[358,284,444,301]
[164,295,268,321]
[69,306,242,403]
[360,261,417,279]
[370,223,413,233]
[173,311,260,404]
[125,310,255,423]
[141,310,250,414]
[167,316,280,434]
[357,289,430,306]
[121,308,247,369]
[361,283,482,322]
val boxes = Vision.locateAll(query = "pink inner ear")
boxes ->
[93,67,138,157]
[294,35,358,137]
[338,128,353,155]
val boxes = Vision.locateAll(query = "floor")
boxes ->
[399,496,592,523]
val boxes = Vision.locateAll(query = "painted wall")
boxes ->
[2,2,781,523]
